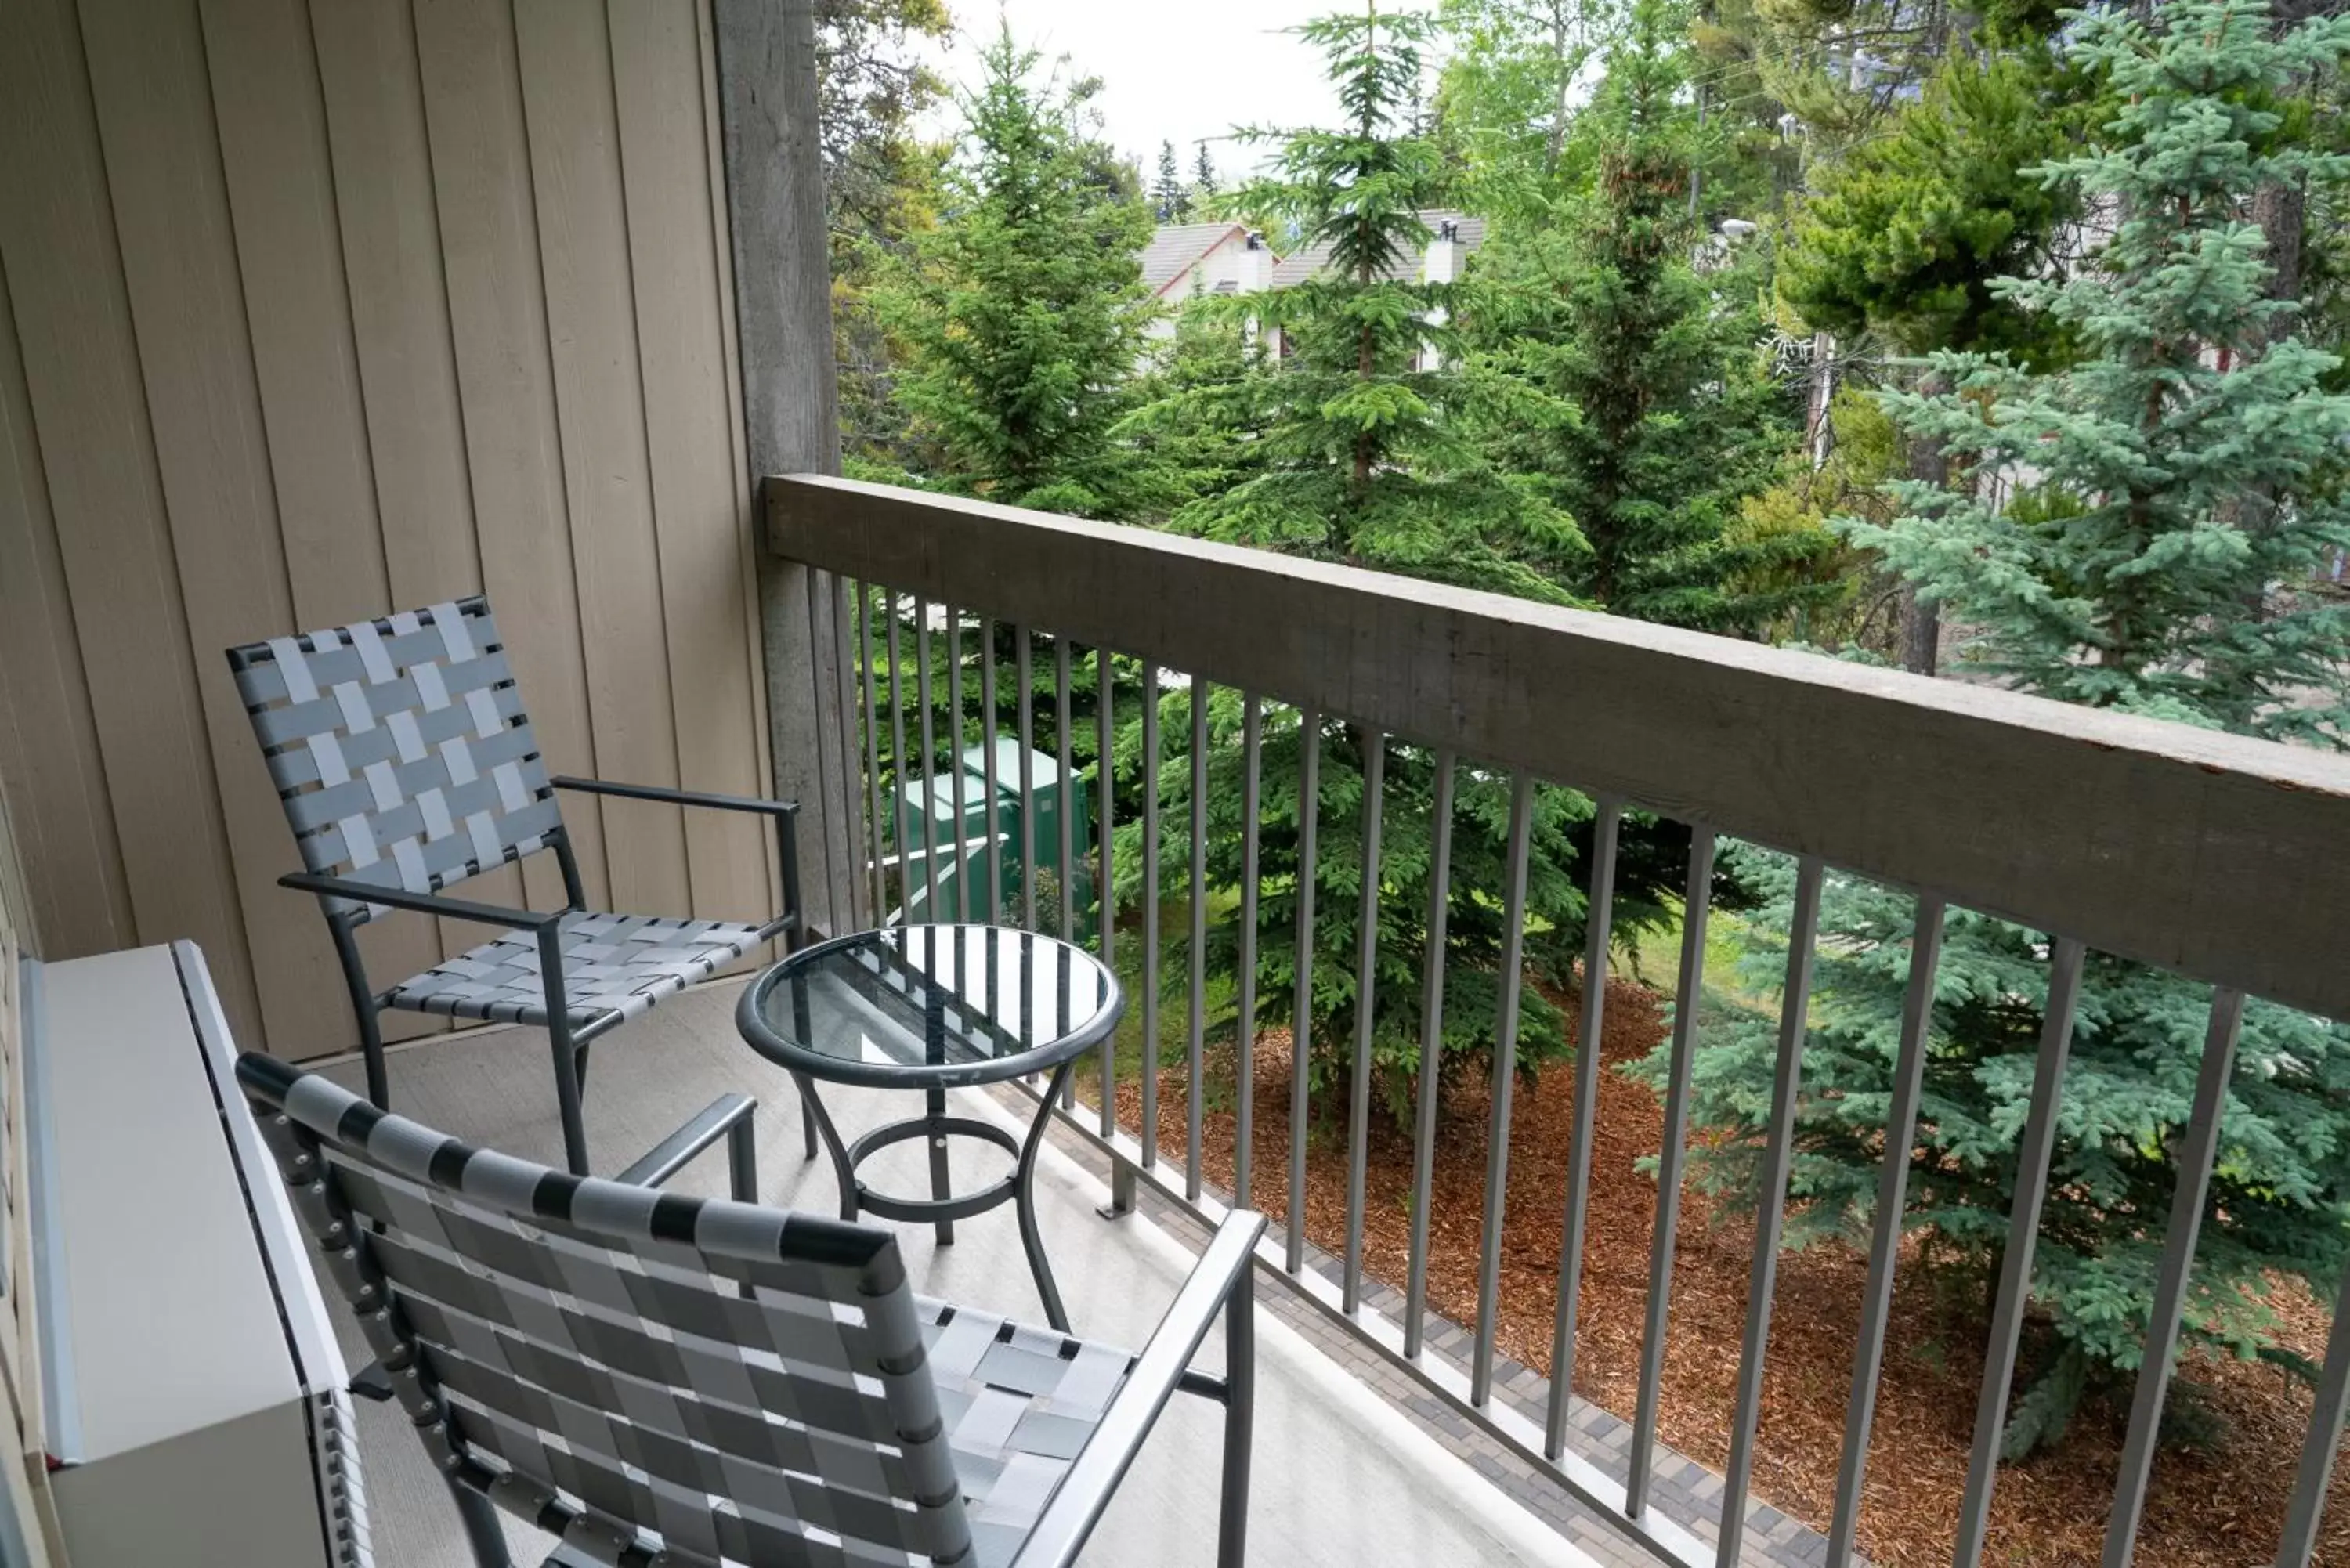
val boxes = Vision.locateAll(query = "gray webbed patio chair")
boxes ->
[237,1053,1263,1568]
[228,597,812,1178]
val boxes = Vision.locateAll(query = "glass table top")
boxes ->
[739,925,1122,1087]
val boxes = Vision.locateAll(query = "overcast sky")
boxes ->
[926,0,1352,180]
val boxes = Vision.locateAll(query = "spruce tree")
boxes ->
[1466,0,1828,634]
[873,26,1166,518]
[1153,138,1193,221]
[1652,0,2350,1455]
[1192,140,1219,203]
[1123,5,1684,1113]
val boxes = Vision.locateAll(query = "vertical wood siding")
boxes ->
[0,0,772,1059]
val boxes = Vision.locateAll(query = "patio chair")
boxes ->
[237,1052,1263,1568]
[228,596,812,1177]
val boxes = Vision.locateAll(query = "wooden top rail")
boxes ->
[767,474,2350,1021]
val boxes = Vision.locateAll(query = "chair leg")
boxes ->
[547,1013,590,1178]
[447,1476,512,1567]
[537,925,591,1176]
[328,917,392,1109]
[356,999,390,1111]
[800,1094,818,1162]
[1219,1272,1255,1568]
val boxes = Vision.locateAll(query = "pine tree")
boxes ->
[873,26,1166,518]
[1466,0,1828,634]
[1651,0,2350,1457]
[1119,5,1692,1113]
[1192,140,1219,204]
[1153,138,1194,221]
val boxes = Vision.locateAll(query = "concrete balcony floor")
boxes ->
[319,977,1595,1567]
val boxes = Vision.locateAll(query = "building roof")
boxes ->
[1139,222,1251,295]
[1267,211,1486,287]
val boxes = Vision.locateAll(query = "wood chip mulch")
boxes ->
[1112,977,2350,1566]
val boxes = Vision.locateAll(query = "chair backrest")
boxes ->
[226,598,566,923]
[236,1053,972,1568]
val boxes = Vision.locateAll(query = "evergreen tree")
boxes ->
[818,0,953,474]
[1121,5,1692,1114]
[1651,0,2350,1457]
[1192,140,1219,203]
[873,26,1166,518]
[1153,138,1194,221]
[1466,0,1828,633]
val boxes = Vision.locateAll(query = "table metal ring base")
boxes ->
[793,1058,1078,1332]
[846,1115,1020,1225]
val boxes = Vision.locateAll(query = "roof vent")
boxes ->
[1246,229,1266,251]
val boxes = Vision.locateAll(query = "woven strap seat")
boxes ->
[384,911,781,1029]
[235,1055,1205,1568]
[916,1301,1136,1566]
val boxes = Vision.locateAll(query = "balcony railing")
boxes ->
[763,471,2350,1568]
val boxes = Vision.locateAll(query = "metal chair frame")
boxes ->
[237,1052,1262,1568]
[227,596,812,1177]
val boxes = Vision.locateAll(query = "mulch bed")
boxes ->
[1113,977,2350,1566]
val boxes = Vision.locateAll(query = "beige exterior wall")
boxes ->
[0,0,774,1060]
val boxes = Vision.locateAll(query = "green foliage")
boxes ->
[1780,43,2097,359]
[1725,386,1895,645]
[1850,2,2350,738]
[819,0,952,471]
[1462,0,1831,633]
[1118,6,1674,1109]
[873,27,1168,518]
[1153,139,1195,221]
[1651,0,2350,1460]
[1162,5,1582,600]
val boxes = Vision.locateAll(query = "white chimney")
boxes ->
[1421,217,1464,285]
[1235,229,1272,294]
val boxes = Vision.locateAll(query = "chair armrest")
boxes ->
[616,1093,757,1191]
[280,870,564,930]
[1008,1209,1268,1568]
[551,776,799,820]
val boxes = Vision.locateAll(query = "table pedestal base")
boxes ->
[793,1059,1077,1331]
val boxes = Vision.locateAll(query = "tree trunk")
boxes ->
[1900,370,1949,677]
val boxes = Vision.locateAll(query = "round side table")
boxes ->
[736,923,1122,1332]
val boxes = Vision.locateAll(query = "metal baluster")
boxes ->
[2278,1248,2350,1568]
[1097,646,1116,1137]
[1017,629,1036,930]
[915,598,940,921]
[1404,747,1455,1360]
[1824,895,1946,1559]
[981,620,1002,923]
[1287,705,1321,1276]
[2103,988,2244,1566]
[885,598,912,921]
[830,573,862,933]
[1951,936,2086,1568]
[806,569,841,932]
[1343,730,1387,1315]
[857,582,885,926]
[1718,856,1826,1567]
[1186,677,1209,1200]
[1058,640,1076,939]
[1140,668,1161,1169]
[1235,694,1264,1210]
[1547,797,1622,1447]
[945,605,967,923]
[1472,773,1534,1404]
[1057,640,1077,1110]
[1628,827,1717,1513]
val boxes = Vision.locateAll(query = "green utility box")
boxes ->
[885,739,1092,935]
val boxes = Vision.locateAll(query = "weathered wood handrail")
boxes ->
[766,471,2350,1022]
